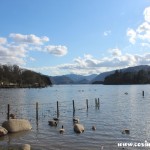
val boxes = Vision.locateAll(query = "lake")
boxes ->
[0,84,150,150]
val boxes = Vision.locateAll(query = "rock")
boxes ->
[0,126,8,136]
[74,123,84,133]
[122,129,130,134]
[1,144,31,150]
[21,144,31,150]
[2,119,32,133]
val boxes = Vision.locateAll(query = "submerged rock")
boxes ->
[74,123,84,133]
[122,129,130,134]
[2,119,32,133]
[22,144,31,150]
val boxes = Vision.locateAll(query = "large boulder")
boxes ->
[20,144,31,150]
[2,119,32,133]
[0,126,8,136]
[74,123,85,133]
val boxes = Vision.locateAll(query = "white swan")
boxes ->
[74,123,84,133]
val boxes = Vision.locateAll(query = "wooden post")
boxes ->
[142,91,144,97]
[98,98,100,106]
[36,102,38,122]
[86,99,88,110]
[7,104,10,120]
[73,100,75,112]
[95,98,97,107]
[57,101,59,117]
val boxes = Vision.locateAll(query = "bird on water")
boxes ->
[59,125,65,133]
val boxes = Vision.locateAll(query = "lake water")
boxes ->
[0,84,150,150]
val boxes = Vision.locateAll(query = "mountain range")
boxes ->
[50,65,150,84]
[50,74,97,84]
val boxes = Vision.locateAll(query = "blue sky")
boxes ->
[0,0,150,76]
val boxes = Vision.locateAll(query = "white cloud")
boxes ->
[29,57,36,62]
[103,30,111,36]
[0,33,68,65]
[9,33,49,45]
[59,52,150,75]
[0,38,7,45]
[30,50,150,76]
[144,6,150,22]
[45,45,68,56]
[127,28,136,44]
[0,43,27,65]
[141,42,150,47]
[127,7,150,45]
[109,48,122,56]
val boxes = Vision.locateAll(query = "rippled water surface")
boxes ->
[0,84,150,150]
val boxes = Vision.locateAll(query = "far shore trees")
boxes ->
[0,64,52,88]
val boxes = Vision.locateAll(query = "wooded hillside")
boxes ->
[0,65,52,88]
[104,69,150,84]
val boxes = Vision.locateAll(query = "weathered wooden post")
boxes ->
[98,98,100,106]
[95,98,97,107]
[142,91,144,97]
[36,102,39,122]
[86,99,88,110]
[7,104,10,120]
[57,101,59,117]
[73,100,75,112]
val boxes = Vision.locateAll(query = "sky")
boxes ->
[0,0,150,76]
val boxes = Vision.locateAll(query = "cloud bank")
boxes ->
[31,49,150,75]
[0,33,68,65]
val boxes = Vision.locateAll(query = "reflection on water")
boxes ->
[0,84,150,150]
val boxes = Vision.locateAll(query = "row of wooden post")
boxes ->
[36,99,100,122]
[7,91,145,121]
[7,98,100,121]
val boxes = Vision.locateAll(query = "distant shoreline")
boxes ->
[0,84,51,88]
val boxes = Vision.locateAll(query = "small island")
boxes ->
[0,65,52,88]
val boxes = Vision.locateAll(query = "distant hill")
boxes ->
[91,71,115,83]
[65,74,97,83]
[76,78,90,84]
[104,67,150,84]
[50,75,74,84]
[65,74,85,82]
[92,65,150,84]
[51,74,97,84]
[92,65,150,83]
[50,65,150,85]
[121,65,150,72]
